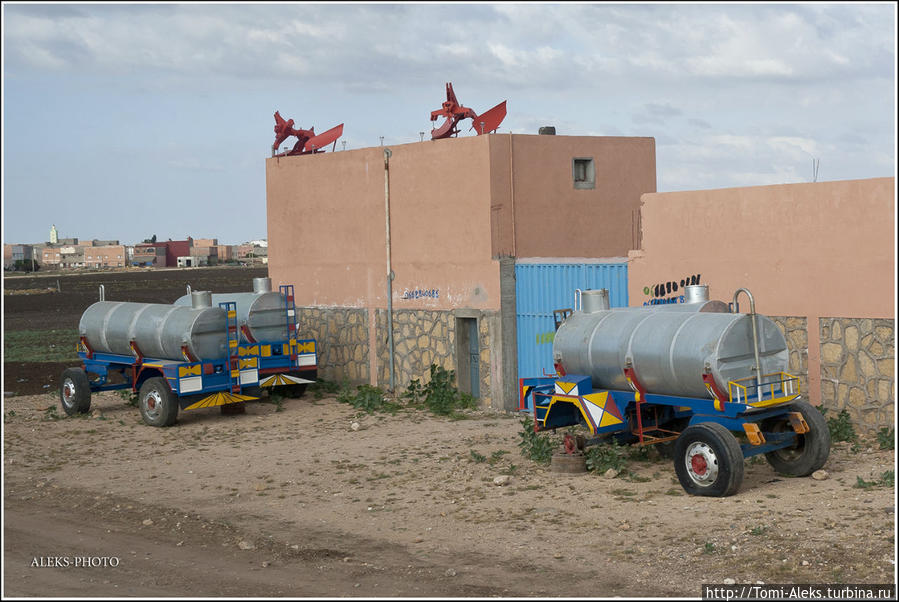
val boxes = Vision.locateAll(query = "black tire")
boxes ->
[59,368,91,416]
[221,402,247,415]
[241,385,264,399]
[762,401,830,477]
[674,422,744,497]
[281,384,307,398]
[138,377,179,427]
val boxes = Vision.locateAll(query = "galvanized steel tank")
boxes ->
[79,301,228,361]
[553,295,788,398]
[174,277,286,343]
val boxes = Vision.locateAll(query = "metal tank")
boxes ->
[174,277,286,343]
[79,300,228,361]
[553,293,788,398]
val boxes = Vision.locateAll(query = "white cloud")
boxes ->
[2,2,893,245]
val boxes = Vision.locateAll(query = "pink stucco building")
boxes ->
[266,133,656,408]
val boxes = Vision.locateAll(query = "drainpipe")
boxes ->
[384,147,396,391]
[509,132,516,256]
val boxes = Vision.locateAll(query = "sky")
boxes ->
[2,2,896,247]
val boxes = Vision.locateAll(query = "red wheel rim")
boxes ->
[691,454,708,475]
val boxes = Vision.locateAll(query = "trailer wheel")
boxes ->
[674,423,744,497]
[762,401,830,477]
[281,384,307,398]
[138,377,178,427]
[59,368,91,416]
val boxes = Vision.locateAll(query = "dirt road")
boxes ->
[3,389,895,597]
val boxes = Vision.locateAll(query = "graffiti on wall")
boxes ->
[536,331,555,345]
[401,288,440,300]
[643,273,701,306]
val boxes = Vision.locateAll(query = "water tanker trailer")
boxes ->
[520,286,830,496]
[59,283,317,427]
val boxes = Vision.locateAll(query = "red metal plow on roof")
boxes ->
[429,83,507,140]
[272,111,344,156]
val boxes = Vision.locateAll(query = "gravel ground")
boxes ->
[3,390,895,597]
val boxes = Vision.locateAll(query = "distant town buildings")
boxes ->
[3,227,267,271]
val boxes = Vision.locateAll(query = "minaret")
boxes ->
[50,224,58,244]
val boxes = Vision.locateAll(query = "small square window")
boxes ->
[572,157,595,190]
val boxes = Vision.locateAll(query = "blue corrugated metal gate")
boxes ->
[515,261,628,409]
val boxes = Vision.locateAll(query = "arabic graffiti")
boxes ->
[401,288,439,300]
[642,273,701,306]
[643,274,701,298]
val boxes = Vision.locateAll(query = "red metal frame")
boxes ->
[429,83,506,140]
[181,344,198,363]
[240,325,257,344]
[624,366,648,444]
[272,111,344,157]
[79,336,94,360]
[702,372,729,411]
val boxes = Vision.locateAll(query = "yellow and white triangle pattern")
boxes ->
[580,392,624,430]
[184,391,257,411]
[259,373,315,388]
[554,381,579,395]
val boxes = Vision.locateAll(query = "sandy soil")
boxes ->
[3,391,895,597]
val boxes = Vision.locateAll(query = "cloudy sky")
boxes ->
[2,2,895,246]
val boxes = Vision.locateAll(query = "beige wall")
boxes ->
[267,136,500,311]
[629,177,895,409]
[488,134,656,258]
[84,245,126,267]
[42,248,61,265]
[267,133,657,307]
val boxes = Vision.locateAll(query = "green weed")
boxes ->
[489,450,509,464]
[517,416,556,465]
[854,471,894,489]
[401,365,476,417]
[337,384,398,414]
[118,389,138,407]
[309,378,342,400]
[585,439,627,474]
[823,408,857,443]
[261,392,285,412]
[500,463,518,476]
[469,450,487,463]
[42,405,63,421]
[877,427,895,450]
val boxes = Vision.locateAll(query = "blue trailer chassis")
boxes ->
[61,285,317,422]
